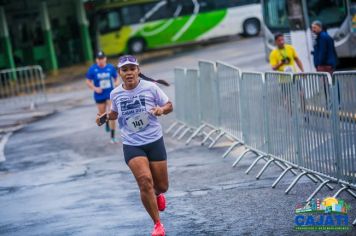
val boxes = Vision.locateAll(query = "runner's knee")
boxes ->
[155,183,168,194]
[137,175,154,192]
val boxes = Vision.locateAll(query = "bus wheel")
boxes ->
[128,38,146,54]
[243,18,260,37]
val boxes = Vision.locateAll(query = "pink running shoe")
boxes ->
[152,222,165,236]
[156,194,166,211]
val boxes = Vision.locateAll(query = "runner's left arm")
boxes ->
[151,101,173,116]
[150,83,173,116]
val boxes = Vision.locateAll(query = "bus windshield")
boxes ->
[263,0,347,31]
[263,0,289,32]
[307,0,347,28]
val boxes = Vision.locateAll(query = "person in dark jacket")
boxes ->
[311,20,339,107]
[311,20,338,74]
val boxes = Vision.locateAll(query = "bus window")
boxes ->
[98,10,122,33]
[214,0,229,9]
[263,0,289,32]
[171,0,201,16]
[198,0,215,12]
[229,0,260,7]
[307,0,347,28]
[142,2,172,22]
[287,0,306,30]
[121,5,142,25]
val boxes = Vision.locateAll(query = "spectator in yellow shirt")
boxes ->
[269,33,304,72]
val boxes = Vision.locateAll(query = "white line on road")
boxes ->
[0,132,12,162]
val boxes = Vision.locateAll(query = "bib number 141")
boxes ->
[127,112,149,132]
[132,119,144,128]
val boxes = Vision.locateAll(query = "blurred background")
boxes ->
[0,0,264,73]
[1,0,356,82]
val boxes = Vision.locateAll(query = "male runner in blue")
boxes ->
[86,51,119,143]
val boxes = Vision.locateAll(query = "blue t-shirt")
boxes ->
[110,80,169,146]
[86,64,118,101]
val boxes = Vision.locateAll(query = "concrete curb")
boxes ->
[0,109,56,163]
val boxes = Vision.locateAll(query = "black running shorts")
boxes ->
[123,137,167,165]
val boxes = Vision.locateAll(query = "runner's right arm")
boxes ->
[95,110,117,126]
[86,79,103,93]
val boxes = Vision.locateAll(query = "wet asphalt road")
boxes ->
[1,36,356,235]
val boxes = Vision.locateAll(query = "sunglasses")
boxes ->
[119,55,138,64]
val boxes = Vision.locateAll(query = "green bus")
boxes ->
[92,0,262,56]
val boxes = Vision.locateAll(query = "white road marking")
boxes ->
[0,132,12,162]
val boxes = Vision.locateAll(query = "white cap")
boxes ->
[117,55,139,68]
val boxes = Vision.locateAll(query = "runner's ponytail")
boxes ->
[139,73,170,86]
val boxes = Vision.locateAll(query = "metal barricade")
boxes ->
[262,72,315,188]
[216,61,243,158]
[170,63,356,226]
[233,72,274,177]
[264,72,299,167]
[0,66,47,112]
[281,73,337,196]
[185,68,201,129]
[167,68,188,136]
[333,72,356,187]
[173,68,186,123]
[198,60,220,128]
[240,72,268,154]
[171,68,201,140]
[185,60,222,146]
[216,61,242,141]
[293,73,337,179]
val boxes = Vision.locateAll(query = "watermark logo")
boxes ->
[294,197,351,231]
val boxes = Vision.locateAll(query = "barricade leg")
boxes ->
[245,155,267,174]
[166,121,179,134]
[172,124,186,138]
[256,157,276,180]
[312,175,334,190]
[333,185,349,198]
[231,148,258,166]
[200,129,218,146]
[346,188,356,199]
[333,185,356,199]
[305,174,319,184]
[306,179,332,202]
[285,171,309,194]
[186,123,206,145]
[273,161,288,171]
[222,141,242,159]
[273,161,298,176]
[208,130,225,149]
[272,166,294,188]
[178,127,192,140]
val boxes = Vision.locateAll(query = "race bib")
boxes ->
[99,79,111,89]
[126,112,150,132]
